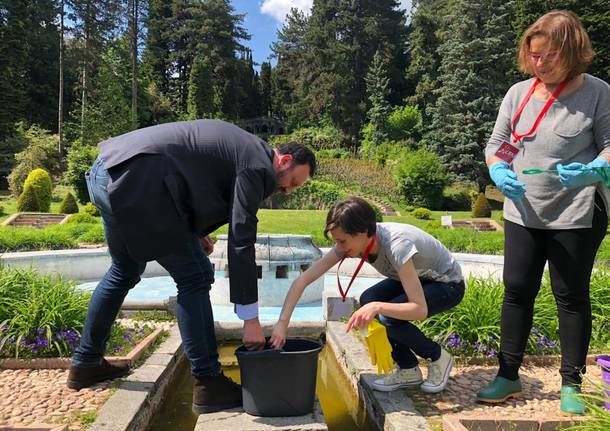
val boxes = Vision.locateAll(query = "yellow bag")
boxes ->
[364,320,394,374]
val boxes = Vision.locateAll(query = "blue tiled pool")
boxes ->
[78,274,382,322]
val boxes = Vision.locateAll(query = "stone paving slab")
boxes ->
[194,401,327,431]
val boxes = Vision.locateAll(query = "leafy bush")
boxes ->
[472,193,492,218]
[276,179,346,210]
[371,142,410,167]
[59,192,79,214]
[64,140,99,204]
[0,221,104,252]
[268,126,343,151]
[316,149,351,159]
[83,202,100,217]
[442,184,474,211]
[394,149,449,210]
[66,213,98,224]
[369,202,383,222]
[387,105,422,141]
[317,158,400,201]
[7,125,62,197]
[16,183,40,212]
[411,207,432,220]
[23,168,53,212]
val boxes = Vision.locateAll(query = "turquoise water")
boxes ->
[78,273,382,322]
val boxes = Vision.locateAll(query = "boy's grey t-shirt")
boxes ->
[485,74,610,229]
[367,223,463,284]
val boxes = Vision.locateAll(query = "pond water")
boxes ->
[147,344,376,431]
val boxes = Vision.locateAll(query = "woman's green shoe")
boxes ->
[560,385,585,415]
[476,376,523,404]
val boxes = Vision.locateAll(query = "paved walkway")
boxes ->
[411,363,602,420]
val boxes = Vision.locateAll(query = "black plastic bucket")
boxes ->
[235,338,323,417]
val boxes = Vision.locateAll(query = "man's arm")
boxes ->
[228,168,267,349]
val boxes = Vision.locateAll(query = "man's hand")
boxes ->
[269,319,289,349]
[243,317,266,350]
[199,235,214,256]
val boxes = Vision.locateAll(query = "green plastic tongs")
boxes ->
[522,167,610,187]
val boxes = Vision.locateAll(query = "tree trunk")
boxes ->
[58,0,64,155]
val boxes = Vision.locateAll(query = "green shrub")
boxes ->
[387,105,422,141]
[472,193,492,218]
[442,185,474,211]
[64,140,99,203]
[394,149,449,210]
[269,126,342,151]
[66,213,98,224]
[59,192,79,214]
[371,142,411,167]
[276,179,346,210]
[367,201,383,222]
[76,223,105,243]
[83,202,100,217]
[22,168,52,212]
[16,183,41,212]
[7,125,62,197]
[316,149,351,159]
[411,207,432,220]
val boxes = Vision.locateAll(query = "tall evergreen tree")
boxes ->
[405,0,446,121]
[365,50,392,145]
[426,0,514,191]
[142,0,172,95]
[271,8,309,127]
[259,62,273,117]
[187,56,214,119]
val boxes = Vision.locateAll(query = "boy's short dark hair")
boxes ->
[324,197,377,239]
[276,141,316,177]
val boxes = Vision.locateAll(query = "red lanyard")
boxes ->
[336,235,376,302]
[510,78,570,144]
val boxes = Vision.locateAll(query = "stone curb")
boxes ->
[325,321,430,431]
[87,324,184,431]
[214,320,325,342]
[0,328,164,370]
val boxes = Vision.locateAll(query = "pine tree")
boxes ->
[426,0,514,191]
[187,56,214,119]
[365,50,392,145]
[259,62,273,117]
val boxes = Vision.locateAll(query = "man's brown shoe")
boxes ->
[192,372,242,414]
[67,359,130,390]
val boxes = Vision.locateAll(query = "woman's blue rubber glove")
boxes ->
[489,162,526,201]
[557,157,610,189]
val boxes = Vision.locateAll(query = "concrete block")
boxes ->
[194,401,327,431]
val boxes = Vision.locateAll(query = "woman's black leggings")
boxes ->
[499,193,607,385]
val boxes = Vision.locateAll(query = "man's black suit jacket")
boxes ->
[99,119,276,305]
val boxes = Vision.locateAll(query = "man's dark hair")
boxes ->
[276,141,316,177]
[324,197,377,239]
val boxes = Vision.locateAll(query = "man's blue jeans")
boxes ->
[72,156,220,378]
[359,278,465,368]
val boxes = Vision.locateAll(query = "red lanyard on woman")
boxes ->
[336,235,376,302]
[510,77,570,144]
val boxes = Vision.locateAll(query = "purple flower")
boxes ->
[1,323,8,331]
[37,328,45,335]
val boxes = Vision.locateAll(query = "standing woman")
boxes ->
[479,10,610,415]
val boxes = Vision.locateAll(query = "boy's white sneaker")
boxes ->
[372,366,423,392]
[421,348,453,393]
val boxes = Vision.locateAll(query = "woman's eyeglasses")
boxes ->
[529,51,558,62]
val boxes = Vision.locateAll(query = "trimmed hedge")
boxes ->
[22,169,52,212]
[59,192,79,214]
[472,193,492,218]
